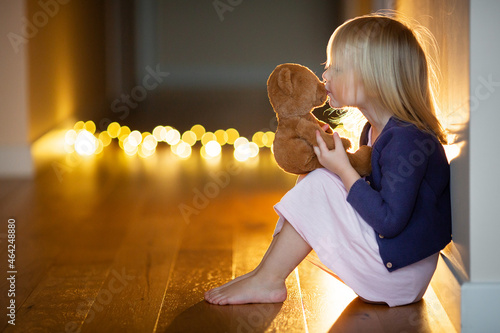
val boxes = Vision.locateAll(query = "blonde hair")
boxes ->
[326,13,448,144]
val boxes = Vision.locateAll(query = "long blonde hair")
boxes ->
[326,13,447,144]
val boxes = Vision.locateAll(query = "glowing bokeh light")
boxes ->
[84,120,96,134]
[152,126,164,141]
[98,131,112,147]
[214,129,228,145]
[262,131,275,148]
[182,130,197,146]
[107,122,121,138]
[226,128,239,145]
[252,131,264,147]
[201,132,217,146]
[74,130,98,156]
[65,129,77,145]
[234,137,249,149]
[128,130,143,147]
[172,141,191,158]
[119,126,131,142]
[191,124,206,140]
[204,140,222,158]
[74,121,85,131]
[143,135,158,150]
[165,129,181,145]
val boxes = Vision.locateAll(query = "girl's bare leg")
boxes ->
[204,220,311,305]
[206,235,278,293]
[206,175,306,293]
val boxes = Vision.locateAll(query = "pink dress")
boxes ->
[273,130,439,307]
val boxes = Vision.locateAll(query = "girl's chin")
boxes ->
[328,97,342,109]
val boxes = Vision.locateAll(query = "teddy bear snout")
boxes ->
[316,82,328,106]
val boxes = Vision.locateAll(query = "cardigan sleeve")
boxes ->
[346,128,430,238]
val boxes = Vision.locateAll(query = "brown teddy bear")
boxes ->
[267,63,372,176]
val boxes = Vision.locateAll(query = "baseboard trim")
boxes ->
[461,282,500,332]
[0,144,34,178]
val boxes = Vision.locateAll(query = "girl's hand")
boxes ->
[313,131,361,191]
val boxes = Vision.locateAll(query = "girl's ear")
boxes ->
[277,67,293,96]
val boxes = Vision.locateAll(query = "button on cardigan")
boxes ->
[346,117,452,272]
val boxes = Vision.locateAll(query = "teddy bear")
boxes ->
[267,63,372,176]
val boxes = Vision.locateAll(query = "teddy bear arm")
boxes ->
[295,118,335,149]
[347,145,372,177]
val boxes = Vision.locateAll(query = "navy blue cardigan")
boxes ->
[346,117,452,272]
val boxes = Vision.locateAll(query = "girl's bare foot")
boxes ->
[204,270,256,299]
[204,273,287,305]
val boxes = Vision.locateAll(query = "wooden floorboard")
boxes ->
[0,144,455,332]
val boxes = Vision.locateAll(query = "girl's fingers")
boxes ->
[315,131,329,152]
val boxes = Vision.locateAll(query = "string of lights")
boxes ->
[64,120,276,161]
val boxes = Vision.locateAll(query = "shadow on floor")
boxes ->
[163,301,283,333]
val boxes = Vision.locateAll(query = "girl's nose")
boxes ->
[322,71,327,82]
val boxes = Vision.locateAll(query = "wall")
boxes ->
[396,0,471,275]
[461,0,500,330]
[398,0,500,331]
[27,0,107,142]
[0,1,33,177]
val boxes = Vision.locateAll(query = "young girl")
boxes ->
[205,13,452,307]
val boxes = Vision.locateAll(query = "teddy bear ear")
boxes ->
[277,67,293,96]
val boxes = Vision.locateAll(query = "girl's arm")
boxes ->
[313,130,361,191]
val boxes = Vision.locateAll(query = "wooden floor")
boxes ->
[0,141,456,332]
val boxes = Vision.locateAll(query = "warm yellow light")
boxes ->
[138,144,155,158]
[128,130,143,147]
[201,132,217,146]
[98,131,112,147]
[119,126,131,141]
[252,131,265,148]
[124,144,138,156]
[234,141,259,162]
[159,127,169,142]
[152,126,164,141]
[234,145,249,162]
[74,130,98,156]
[165,129,181,145]
[182,130,197,146]
[191,124,206,140]
[262,131,275,148]
[226,128,239,145]
[74,121,85,131]
[234,137,249,149]
[65,129,77,145]
[84,120,96,134]
[123,137,136,153]
[95,139,104,155]
[204,140,222,158]
[444,144,461,162]
[247,142,259,158]
[107,122,121,138]
[143,134,158,150]
[172,141,191,158]
[214,129,228,145]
